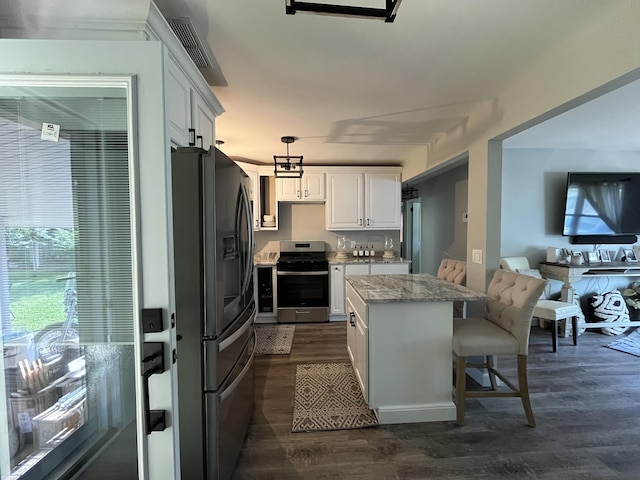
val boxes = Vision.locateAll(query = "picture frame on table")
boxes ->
[625,249,638,262]
[587,251,599,264]
[598,249,611,263]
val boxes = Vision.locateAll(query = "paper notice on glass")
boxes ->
[41,122,60,142]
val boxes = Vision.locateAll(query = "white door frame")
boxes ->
[403,198,422,273]
[0,40,180,479]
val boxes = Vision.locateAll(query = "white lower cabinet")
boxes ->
[345,264,370,276]
[330,264,345,315]
[346,292,368,403]
[369,263,409,275]
[346,262,410,276]
[330,262,410,317]
[345,281,458,424]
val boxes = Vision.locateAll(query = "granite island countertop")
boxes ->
[346,273,487,304]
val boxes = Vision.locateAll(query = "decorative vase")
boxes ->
[336,235,348,259]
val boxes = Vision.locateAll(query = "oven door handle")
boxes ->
[276,271,329,276]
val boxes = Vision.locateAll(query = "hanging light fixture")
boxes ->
[274,136,304,178]
[285,0,402,23]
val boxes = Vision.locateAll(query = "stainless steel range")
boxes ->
[277,241,329,323]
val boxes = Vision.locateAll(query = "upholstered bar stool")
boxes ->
[437,259,467,317]
[452,269,547,426]
[499,257,581,352]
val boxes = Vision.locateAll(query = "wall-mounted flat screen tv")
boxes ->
[562,172,640,238]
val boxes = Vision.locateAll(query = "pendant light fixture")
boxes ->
[274,136,304,178]
[285,0,402,23]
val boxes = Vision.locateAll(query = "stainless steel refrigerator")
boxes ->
[171,146,255,480]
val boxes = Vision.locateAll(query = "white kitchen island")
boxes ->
[345,273,486,424]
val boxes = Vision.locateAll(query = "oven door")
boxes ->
[276,270,329,322]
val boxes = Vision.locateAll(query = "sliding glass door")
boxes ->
[0,80,140,479]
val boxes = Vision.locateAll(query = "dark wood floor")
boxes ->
[232,322,640,480]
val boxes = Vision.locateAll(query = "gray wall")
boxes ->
[412,163,469,276]
[501,147,640,299]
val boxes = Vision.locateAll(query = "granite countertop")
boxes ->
[254,251,410,266]
[326,252,411,265]
[346,273,487,304]
[254,251,279,266]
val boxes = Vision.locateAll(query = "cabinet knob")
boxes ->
[367,218,371,226]
[349,312,356,327]
[304,189,309,197]
[359,218,363,226]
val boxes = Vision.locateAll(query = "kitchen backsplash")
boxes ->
[254,203,401,254]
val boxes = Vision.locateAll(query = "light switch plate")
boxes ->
[472,249,483,264]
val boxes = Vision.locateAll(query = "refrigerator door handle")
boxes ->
[239,183,254,294]
[218,310,254,352]
[220,333,256,402]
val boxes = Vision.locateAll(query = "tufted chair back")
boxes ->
[485,269,547,355]
[437,259,467,285]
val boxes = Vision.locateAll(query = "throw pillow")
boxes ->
[589,291,630,336]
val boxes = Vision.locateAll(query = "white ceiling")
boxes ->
[154,0,638,166]
[504,78,640,150]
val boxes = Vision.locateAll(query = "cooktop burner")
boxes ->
[277,241,328,271]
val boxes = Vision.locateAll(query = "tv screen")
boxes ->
[562,172,640,237]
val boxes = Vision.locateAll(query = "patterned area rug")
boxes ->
[292,363,378,432]
[605,328,640,357]
[255,324,295,354]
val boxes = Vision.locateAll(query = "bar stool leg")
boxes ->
[572,316,578,346]
[552,319,558,352]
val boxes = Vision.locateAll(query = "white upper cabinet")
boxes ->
[326,169,401,230]
[167,59,192,147]
[245,169,261,231]
[364,172,401,229]
[326,173,363,229]
[192,90,216,151]
[276,171,325,202]
[166,55,216,149]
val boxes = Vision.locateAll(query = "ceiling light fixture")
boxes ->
[274,136,304,179]
[285,0,402,23]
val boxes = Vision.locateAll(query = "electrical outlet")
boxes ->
[472,249,483,264]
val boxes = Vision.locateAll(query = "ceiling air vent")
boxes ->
[166,17,227,86]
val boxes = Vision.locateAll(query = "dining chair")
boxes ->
[499,256,581,352]
[452,269,546,426]
[437,258,467,317]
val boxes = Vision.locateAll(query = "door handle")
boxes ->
[142,342,166,434]
[297,189,301,198]
[304,189,309,197]
[349,312,356,327]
